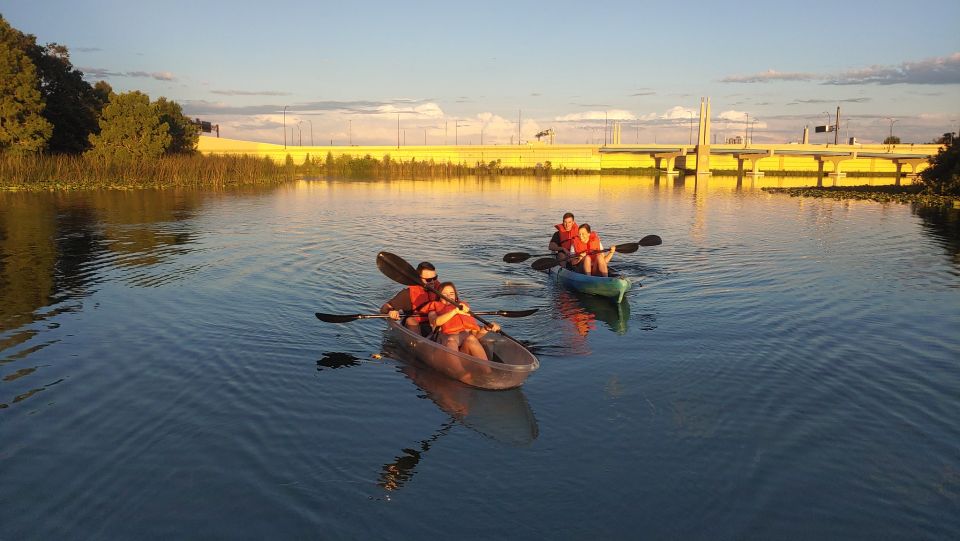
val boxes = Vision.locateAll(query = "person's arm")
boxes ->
[380,290,410,320]
[547,231,562,252]
[479,320,501,335]
[601,244,616,264]
[431,305,463,328]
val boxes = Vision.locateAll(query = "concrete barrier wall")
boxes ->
[198,137,939,174]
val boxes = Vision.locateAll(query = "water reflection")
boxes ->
[375,338,539,492]
[912,203,960,270]
[555,288,631,336]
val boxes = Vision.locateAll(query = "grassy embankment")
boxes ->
[762,185,960,206]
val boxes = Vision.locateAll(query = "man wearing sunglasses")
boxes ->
[380,261,440,336]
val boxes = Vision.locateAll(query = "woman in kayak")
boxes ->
[571,223,616,277]
[425,282,500,361]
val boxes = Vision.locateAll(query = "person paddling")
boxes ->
[570,224,616,277]
[380,261,439,336]
[423,282,501,361]
[548,212,578,267]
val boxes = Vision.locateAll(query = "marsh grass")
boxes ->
[0,153,294,191]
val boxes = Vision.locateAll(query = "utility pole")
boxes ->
[744,113,749,148]
[518,109,521,145]
[282,105,289,149]
[835,106,841,145]
[308,119,313,146]
[397,114,400,149]
[604,111,608,146]
[688,111,694,145]
[348,120,352,146]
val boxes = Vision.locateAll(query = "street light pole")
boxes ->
[282,105,289,149]
[744,113,750,148]
[885,117,898,142]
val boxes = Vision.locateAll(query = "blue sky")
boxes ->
[5,0,959,144]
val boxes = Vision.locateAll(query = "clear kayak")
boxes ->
[385,321,539,390]
[548,266,633,303]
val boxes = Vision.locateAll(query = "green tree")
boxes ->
[93,81,114,107]
[883,135,901,145]
[1,16,103,153]
[931,132,955,145]
[87,91,170,161]
[153,97,198,154]
[919,137,960,195]
[0,34,52,153]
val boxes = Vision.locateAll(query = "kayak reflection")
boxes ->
[555,287,631,337]
[376,343,539,492]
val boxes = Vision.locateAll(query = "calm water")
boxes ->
[1,176,958,539]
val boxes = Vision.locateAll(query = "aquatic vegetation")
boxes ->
[763,185,960,206]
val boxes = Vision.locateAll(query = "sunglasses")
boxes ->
[421,276,439,283]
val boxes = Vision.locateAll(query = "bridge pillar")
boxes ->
[814,153,856,179]
[653,150,686,176]
[732,150,774,177]
[892,158,926,185]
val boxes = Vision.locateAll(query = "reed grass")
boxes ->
[0,153,296,191]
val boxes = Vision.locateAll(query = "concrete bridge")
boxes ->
[197,97,941,182]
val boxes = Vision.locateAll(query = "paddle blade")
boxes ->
[503,252,532,263]
[531,257,561,271]
[315,312,359,323]
[496,308,539,318]
[639,234,662,246]
[376,251,420,286]
[614,242,639,254]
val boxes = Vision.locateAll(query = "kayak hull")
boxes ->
[548,266,632,303]
[385,321,539,390]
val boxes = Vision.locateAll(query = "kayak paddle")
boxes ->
[376,251,529,348]
[530,235,663,271]
[316,308,538,324]
[505,234,662,263]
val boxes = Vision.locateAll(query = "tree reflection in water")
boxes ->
[912,203,960,269]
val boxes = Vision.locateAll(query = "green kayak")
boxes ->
[548,266,633,303]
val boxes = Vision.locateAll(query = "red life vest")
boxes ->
[407,285,437,323]
[431,303,481,334]
[554,221,579,251]
[571,231,603,274]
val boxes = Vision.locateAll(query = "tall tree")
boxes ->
[153,97,199,154]
[87,91,170,161]
[1,15,105,153]
[28,43,104,153]
[0,33,52,153]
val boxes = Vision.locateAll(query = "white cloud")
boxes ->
[721,52,960,86]
[827,52,960,85]
[554,109,636,121]
[661,106,696,120]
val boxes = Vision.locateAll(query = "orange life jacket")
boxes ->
[571,231,603,274]
[554,221,579,252]
[406,285,437,323]
[431,303,481,335]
